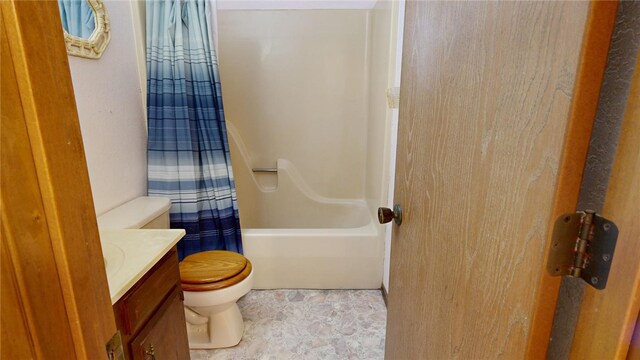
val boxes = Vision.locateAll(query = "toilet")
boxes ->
[180,250,254,349]
[97,196,254,349]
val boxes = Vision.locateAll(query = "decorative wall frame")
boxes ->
[62,0,111,59]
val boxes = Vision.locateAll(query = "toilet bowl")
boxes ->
[179,250,254,349]
[97,197,253,349]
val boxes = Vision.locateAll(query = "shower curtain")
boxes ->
[146,0,242,259]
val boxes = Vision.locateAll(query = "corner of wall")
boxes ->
[130,0,147,125]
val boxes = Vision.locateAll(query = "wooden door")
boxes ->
[1,1,116,358]
[385,2,617,359]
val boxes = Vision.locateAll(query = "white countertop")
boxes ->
[100,229,185,304]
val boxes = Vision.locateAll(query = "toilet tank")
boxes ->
[97,196,171,230]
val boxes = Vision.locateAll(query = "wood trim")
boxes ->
[1,1,116,357]
[569,51,640,360]
[525,2,619,358]
[628,311,640,360]
[1,17,77,358]
[1,221,39,359]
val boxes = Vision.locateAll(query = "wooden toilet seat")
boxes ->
[179,250,252,292]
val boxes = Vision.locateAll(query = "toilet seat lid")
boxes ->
[179,250,247,284]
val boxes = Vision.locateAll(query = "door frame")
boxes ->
[526,2,620,357]
[1,1,116,358]
[569,49,640,360]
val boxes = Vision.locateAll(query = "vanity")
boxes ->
[101,230,189,359]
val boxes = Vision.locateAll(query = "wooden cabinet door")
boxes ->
[131,289,190,360]
[385,2,617,359]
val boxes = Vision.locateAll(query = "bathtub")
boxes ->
[228,126,384,289]
[242,216,382,289]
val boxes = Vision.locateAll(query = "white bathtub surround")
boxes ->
[99,229,185,303]
[229,136,372,229]
[190,289,386,360]
[219,10,368,200]
[219,5,402,291]
[229,127,383,289]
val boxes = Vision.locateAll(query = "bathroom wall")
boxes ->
[217,10,369,199]
[376,0,404,293]
[68,0,147,215]
[362,1,395,291]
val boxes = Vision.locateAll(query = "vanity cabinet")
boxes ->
[113,247,189,359]
[131,288,188,360]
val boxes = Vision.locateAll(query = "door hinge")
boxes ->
[106,330,125,360]
[547,211,618,290]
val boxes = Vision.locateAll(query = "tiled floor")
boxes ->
[190,289,387,360]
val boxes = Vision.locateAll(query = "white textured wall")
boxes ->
[68,0,147,215]
[218,10,369,199]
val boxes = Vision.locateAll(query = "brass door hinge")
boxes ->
[547,211,618,290]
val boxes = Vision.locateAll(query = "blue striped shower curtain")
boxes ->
[146,0,242,259]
